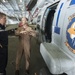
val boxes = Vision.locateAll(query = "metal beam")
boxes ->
[26,0,37,10]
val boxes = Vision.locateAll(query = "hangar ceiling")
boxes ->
[0,0,56,19]
[0,0,35,17]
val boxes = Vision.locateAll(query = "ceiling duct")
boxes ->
[26,0,37,11]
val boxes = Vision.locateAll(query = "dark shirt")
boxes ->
[0,24,8,47]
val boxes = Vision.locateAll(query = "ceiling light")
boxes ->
[3,0,5,2]
[20,0,22,2]
[2,0,8,2]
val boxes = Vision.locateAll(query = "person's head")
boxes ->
[0,12,6,25]
[21,17,28,25]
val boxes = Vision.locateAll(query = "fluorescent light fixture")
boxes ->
[3,0,6,2]
[2,0,8,2]
[20,0,22,2]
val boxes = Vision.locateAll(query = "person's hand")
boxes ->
[20,31,28,34]
[20,31,25,34]
[0,44,2,48]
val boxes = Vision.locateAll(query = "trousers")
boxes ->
[16,36,30,71]
[0,47,8,75]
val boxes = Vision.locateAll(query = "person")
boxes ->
[0,12,8,75]
[15,17,36,75]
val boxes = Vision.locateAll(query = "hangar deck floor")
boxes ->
[6,35,67,75]
[6,35,50,75]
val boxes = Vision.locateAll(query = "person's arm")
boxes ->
[29,27,37,37]
[0,30,8,48]
[20,31,27,34]
[20,26,30,34]
[15,27,23,36]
